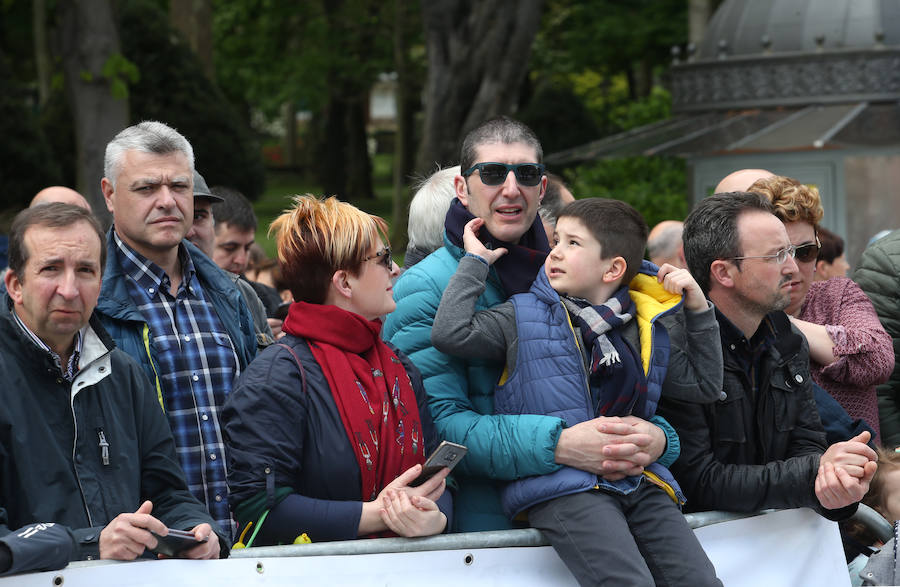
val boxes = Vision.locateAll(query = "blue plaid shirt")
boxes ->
[113,232,238,537]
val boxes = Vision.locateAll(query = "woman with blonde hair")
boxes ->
[749,176,893,443]
[223,195,451,546]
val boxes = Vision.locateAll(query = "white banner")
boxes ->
[2,508,851,586]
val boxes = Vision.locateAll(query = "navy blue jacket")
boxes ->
[223,334,451,545]
[499,267,691,517]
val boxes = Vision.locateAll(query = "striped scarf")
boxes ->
[563,286,648,418]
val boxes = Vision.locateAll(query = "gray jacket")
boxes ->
[861,522,900,585]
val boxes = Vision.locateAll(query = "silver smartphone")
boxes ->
[409,440,467,487]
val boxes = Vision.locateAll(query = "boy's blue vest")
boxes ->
[498,262,686,518]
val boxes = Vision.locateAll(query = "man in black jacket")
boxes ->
[658,191,877,517]
[0,204,225,576]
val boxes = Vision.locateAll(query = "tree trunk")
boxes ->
[283,101,298,169]
[344,96,374,200]
[391,0,418,251]
[416,0,543,173]
[314,94,374,200]
[311,0,378,200]
[57,0,128,225]
[32,0,51,106]
[170,0,214,79]
[316,95,348,197]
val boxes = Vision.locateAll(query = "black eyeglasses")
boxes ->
[365,247,393,270]
[793,235,822,263]
[726,245,797,265]
[461,162,545,187]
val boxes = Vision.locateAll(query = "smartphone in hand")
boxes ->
[409,441,467,487]
[150,529,208,557]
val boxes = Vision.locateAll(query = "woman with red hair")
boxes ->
[223,195,450,546]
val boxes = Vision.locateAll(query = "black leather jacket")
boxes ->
[658,310,855,520]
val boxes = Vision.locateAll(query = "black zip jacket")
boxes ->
[658,310,856,520]
[0,295,228,573]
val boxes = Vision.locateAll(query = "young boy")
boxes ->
[432,198,722,586]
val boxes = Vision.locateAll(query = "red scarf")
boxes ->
[282,302,424,503]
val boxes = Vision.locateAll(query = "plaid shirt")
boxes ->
[113,232,238,537]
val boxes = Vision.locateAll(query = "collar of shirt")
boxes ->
[11,309,85,381]
[113,230,197,298]
[716,307,775,356]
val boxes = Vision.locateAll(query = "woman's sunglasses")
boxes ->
[365,247,393,270]
[794,235,822,263]
[461,162,545,187]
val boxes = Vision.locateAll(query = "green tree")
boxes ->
[416,0,544,172]
[214,0,395,200]
[530,0,685,136]
[119,0,266,199]
[0,50,62,211]
[568,156,688,230]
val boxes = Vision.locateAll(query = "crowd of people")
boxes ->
[0,116,897,585]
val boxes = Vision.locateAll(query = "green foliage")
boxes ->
[0,53,62,210]
[213,0,394,121]
[518,80,601,154]
[101,52,140,100]
[0,0,37,83]
[532,0,686,81]
[568,156,687,229]
[609,86,671,131]
[529,0,684,137]
[118,0,266,199]
[570,72,672,133]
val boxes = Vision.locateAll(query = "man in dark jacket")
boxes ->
[95,122,257,539]
[658,191,877,518]
[0,204,224,576]
[854,229,900,447]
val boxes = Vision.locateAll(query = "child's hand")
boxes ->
[463,218,507,265]
[657,263,707,312]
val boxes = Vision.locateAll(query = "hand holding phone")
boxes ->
[150,528,208,557]
[409,441,467,487]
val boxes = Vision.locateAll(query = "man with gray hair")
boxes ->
[404,165,460,268]
[95,121,257,539]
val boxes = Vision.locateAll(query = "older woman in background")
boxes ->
[749,176,894,442]
[223,195,450,546]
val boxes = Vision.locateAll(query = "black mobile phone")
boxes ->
[409,440,467,487]
[150,529,208,557]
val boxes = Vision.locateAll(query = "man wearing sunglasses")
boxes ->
[656,190,876,520]
[385,117,670,532]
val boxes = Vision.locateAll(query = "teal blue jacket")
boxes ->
[384,237,565,531]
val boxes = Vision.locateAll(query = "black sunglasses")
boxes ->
[365,247,393,270]
[794,235,822,263]
[461,162,545,187]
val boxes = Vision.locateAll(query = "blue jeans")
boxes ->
[528,482,721,586]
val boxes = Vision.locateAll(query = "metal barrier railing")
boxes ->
[230,510,765,559]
